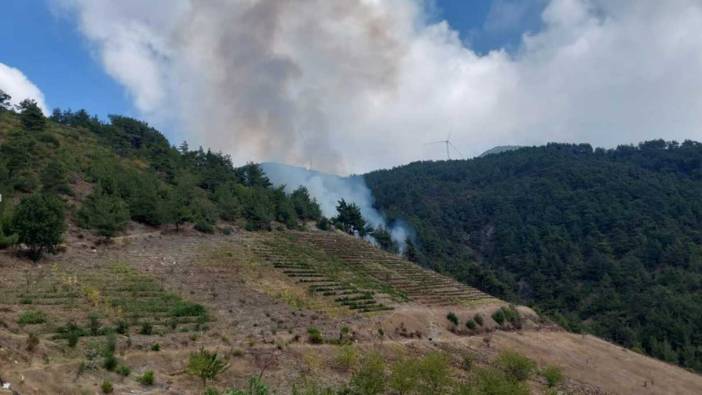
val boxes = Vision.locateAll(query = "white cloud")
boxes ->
[0,63,49,114]
[55,0,702,174]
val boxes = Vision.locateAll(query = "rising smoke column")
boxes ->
[56,0,702,172]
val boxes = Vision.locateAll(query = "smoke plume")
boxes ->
[55,0,702,172]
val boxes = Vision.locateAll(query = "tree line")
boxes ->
[366,141,702,372]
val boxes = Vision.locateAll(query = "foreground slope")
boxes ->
[1,228,700,394]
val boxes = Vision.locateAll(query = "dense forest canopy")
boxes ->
[365,141,702,372]
[0,100,324,259]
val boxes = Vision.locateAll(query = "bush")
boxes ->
[495,351,536,382]
[151,343,161,352]
[446,312,459,326]
[115,320,128,335]
[140,322,153,335]
[307,327,323,344]
[88,314,101,336]
[388,357,419,395]
[170,301,206,317]
[491,309,505,326]
[56,321,85,347]
[26,332,39,352]
[350,352,385,395]
[77,188,130,238]
[195,220,215,234]
[116,365,131,377]
[101,380,113,394]
[501,305,522,328]
[12,193,66,261]
[103,354,118,371]
[417,352,451,394]
[137,370,154,386]
[474,313,484,326]
[468,367,529,395]
[17,310,47,325]
[334,345,358,371]
[187,348,229,388]
[466,319,477,330]
[542,365,563,387]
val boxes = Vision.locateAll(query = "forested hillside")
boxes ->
[0,98,322,260]
[365,141,702,372]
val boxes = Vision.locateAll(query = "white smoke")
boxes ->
[0,63,49,114]
[261,162,410,251]
[54,0,702,174]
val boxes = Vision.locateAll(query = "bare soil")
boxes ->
[0,227,700,394]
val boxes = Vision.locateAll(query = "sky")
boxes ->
[1,0,702,174]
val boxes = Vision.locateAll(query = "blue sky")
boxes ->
[0,0,541,121]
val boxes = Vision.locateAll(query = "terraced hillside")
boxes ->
[252,231,496,314]
[2,229,702,395]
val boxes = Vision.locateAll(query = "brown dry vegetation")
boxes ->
[0,228,700,394]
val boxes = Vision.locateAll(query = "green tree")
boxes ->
[17,99,46,131]
[41,159,71,195]
[12,193,66,261]
[290,187,322,221]
[0,89,11,111]
[333,199,368,237]
[78,188,130,238]
[241,163,271,188]
[370,226,398,253]
[187,348,229,388]
[417,352,451,394]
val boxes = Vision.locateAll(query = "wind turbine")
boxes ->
[424,133,464,160]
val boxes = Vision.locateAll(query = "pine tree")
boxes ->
[17,99,46,131]
[12,193,66,261]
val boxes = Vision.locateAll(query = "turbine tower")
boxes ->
[425,133,464,160]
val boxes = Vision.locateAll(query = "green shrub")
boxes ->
[446,312,459,326]
[187,348,229,388]
[491,309,505,326]
[388,357,418,395]
[116,365,131,377]
[18,310,47,325]
[88,313,101,336]
[466,319,477,330]
[468,367,529,395]
[151,343,161,352]
[417,352,451,394]
[502,305,522,328]
[495,351,536,381]
[195,220,215,234]
[225,376,269,395]
[307,327,323,344]
[115,320,128,335]
[101,380,113,394]
[542,365,563,387]
[77,188,130,238]
[137,370,154,386]
[140,322,153,335]
[350,352,385,395]
[56,321,85,347]
[334,345,358,371]
[103,354,118,371]
[170,301,206,317]
[474,313,484,326]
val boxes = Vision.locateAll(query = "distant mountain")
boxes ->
[366,141,702,372]
[478,145,523,157]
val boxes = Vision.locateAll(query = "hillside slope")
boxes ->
[365,141,702,372]
[2,229,701,394]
